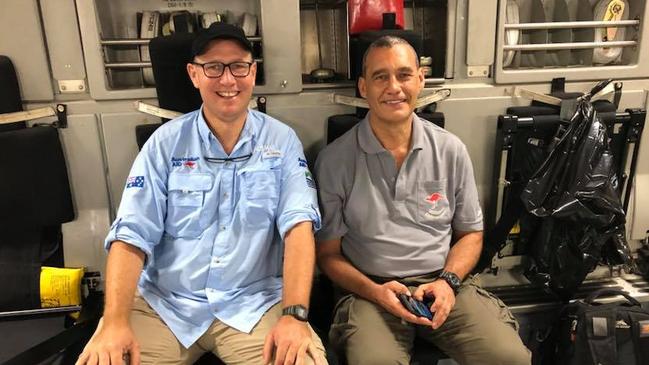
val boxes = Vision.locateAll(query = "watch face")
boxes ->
[294,306,308,319]
[283,305,308,321]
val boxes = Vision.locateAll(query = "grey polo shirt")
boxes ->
[315,114,483,278]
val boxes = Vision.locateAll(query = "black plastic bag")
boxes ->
[520,80,631,299]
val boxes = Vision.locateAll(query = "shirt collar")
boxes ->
[197,105,212,149]
[196,105,257,155]
[358,112,425,154]
[410,113,425,151]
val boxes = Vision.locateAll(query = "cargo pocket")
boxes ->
[473,284,519,331]
[585,312,617,364]
[329,294,358,351]
[241,163,280,229]
[165,172,213,238]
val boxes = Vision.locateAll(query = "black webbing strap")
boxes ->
[478,184,526,271]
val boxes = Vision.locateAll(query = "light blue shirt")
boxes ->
[105,107,320,348]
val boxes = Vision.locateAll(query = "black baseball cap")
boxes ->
[192,22,253,58]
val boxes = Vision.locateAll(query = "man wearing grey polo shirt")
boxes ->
[315,36,530,365]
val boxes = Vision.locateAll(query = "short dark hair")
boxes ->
[361,36,419,76]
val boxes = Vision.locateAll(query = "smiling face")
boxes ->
[187,39,256,124]
[358,43,424,126]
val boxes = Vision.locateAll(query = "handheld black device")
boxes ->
[397,293,434,320]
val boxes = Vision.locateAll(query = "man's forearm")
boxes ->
[443,231,483,280]
[318,249,379,302]
[103,241,145,326]
[282,221,317,308]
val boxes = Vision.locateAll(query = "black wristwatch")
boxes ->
[282,305,309,321]
[438,271,462,294]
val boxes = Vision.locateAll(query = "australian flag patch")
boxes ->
[126,176,145,188]
[305,171,316,189]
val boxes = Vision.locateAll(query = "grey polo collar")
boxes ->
[358,113,426,155]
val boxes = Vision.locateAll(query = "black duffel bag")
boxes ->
[544,289,649,365]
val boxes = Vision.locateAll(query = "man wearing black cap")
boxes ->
[77,22,327,365]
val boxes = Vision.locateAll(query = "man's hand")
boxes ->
[262,315,325,365]
[76,318,140,365]
[371,281,432,326]
[413,280,456,329]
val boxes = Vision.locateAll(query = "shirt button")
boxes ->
[223,192,229,198]
[213,257,220,264]
[220,226,226,231]
[225,162,231,167]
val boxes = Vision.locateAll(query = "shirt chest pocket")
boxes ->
[240,160,281,228]
[416,179,453,227]
[166,173,214,238]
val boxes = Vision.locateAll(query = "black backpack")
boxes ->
[544,289,649,365]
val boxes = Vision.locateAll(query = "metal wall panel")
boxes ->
[40,0,88,94]
[100,112,161,217]
[466,0,498,77]
[0,0,54,101]
[76,0,303,99]
[59,114,111,272]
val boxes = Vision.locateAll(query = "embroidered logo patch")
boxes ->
[171,156,199,167]
[305,171,316,189]
[298,158,308,168]
[184,160,197,169]
[255,144,282,159]
[126,176,145,188]
[425,192,446,216]
[263,150,282,158]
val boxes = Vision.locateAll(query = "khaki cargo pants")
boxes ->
[329,275,531,365]
[131,294,327,365]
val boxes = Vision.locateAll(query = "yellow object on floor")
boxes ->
[40,266,84,307]
[510,221,520,235]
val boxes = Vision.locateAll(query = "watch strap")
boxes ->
[439,270,461,293]
[282,305,309,321]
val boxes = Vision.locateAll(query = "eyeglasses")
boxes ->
[191,61,254,78]
[204,153,252,164]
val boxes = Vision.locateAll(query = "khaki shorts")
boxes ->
[131,294,327,365]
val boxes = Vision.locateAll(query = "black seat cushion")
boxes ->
[0,126,74,228]
[136,124,163,150]
[0,55,25,131]
[149,33,202,115]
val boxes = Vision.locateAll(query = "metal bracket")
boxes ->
[467,65,490,78]
[53,104,67,128]
[57,79,86,94]
[0,103,67,128]
[613,82,623,109]
[134,100,261,119]
[257,96,267,114]
[621,108,646,212]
